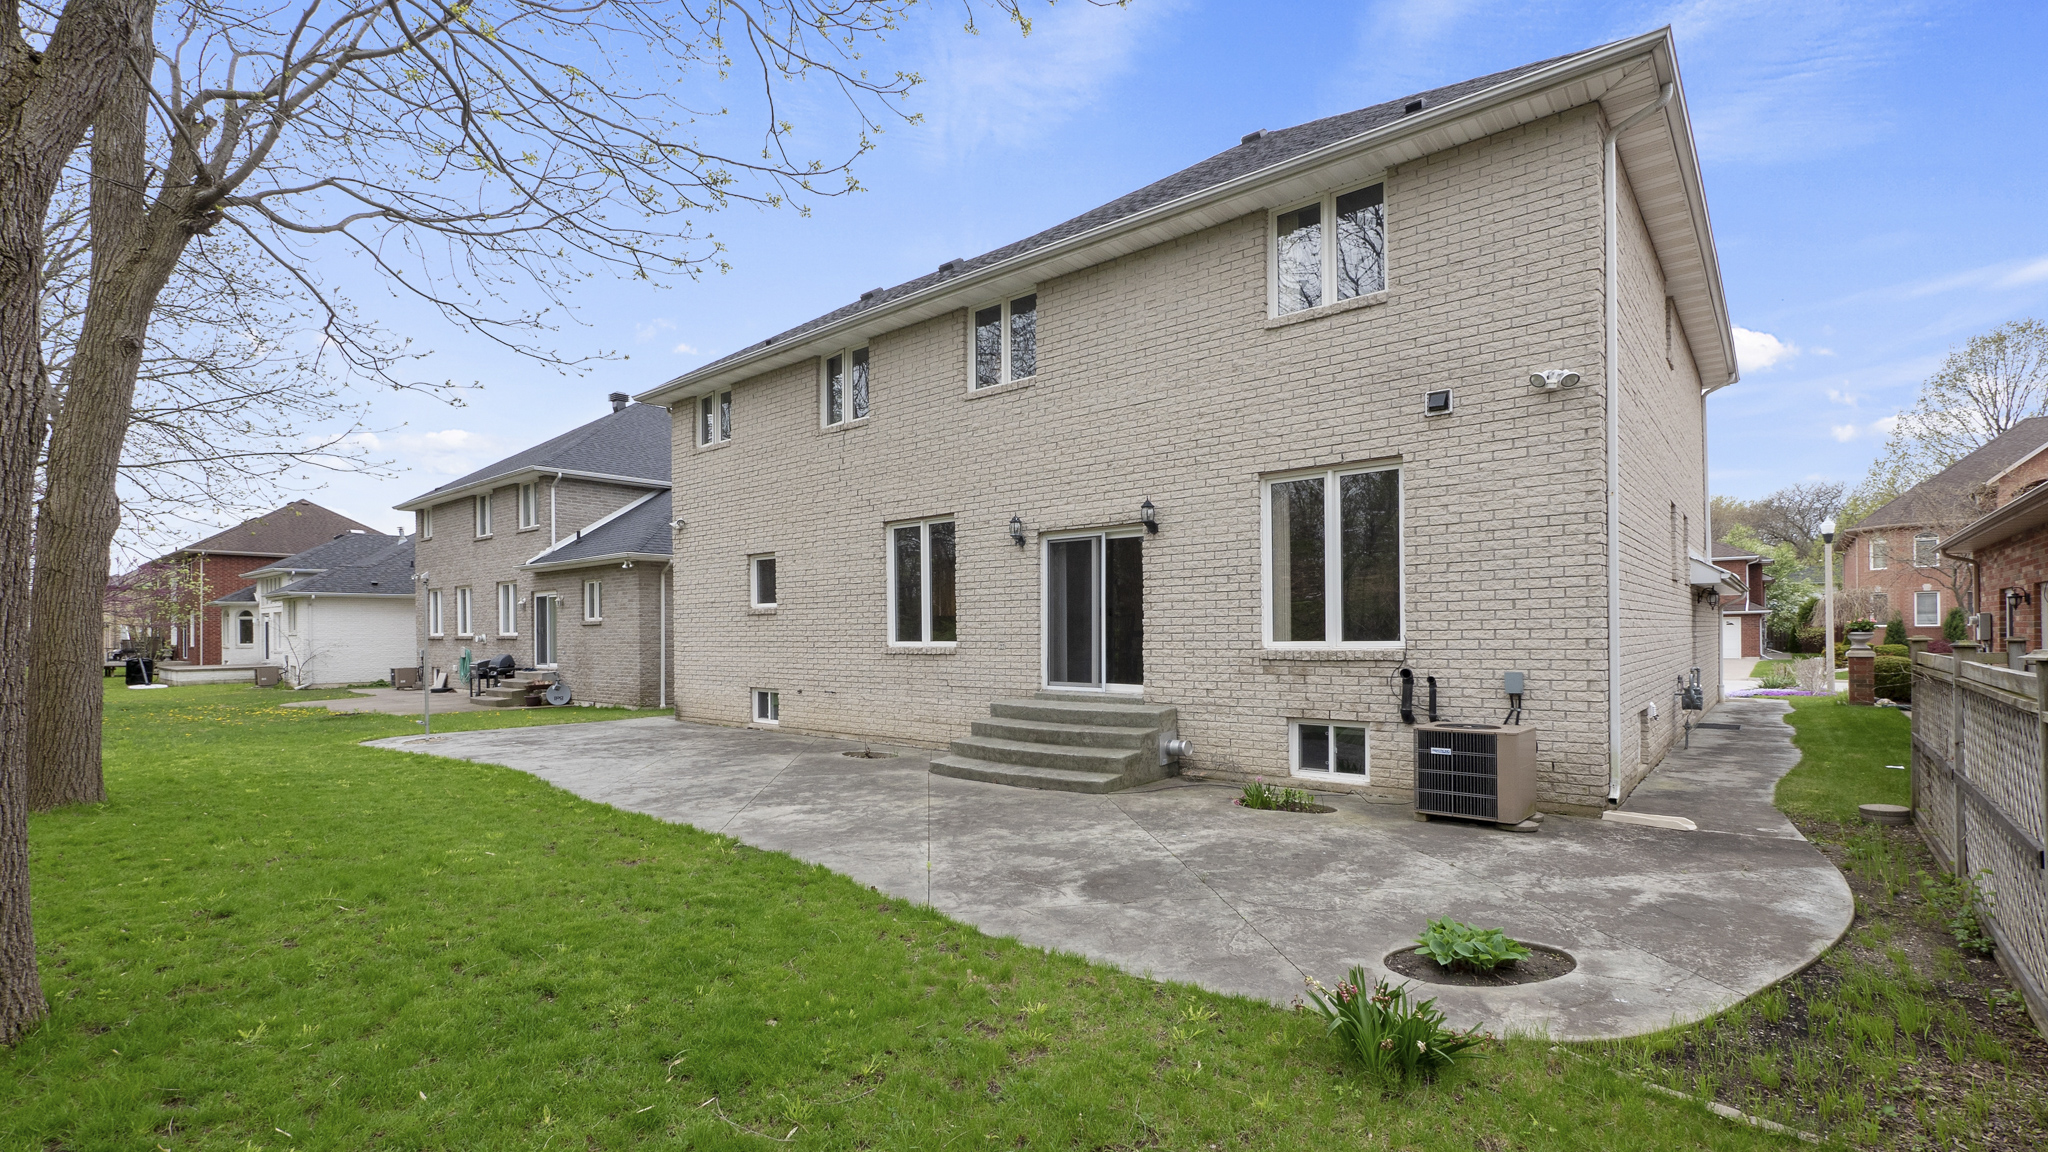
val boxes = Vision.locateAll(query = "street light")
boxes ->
[1821,518,1837,673]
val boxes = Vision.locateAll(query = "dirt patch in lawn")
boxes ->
[1385,944,1575,987]
[1585,820,2048,1149]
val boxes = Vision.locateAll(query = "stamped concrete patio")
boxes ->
[367,697,1850,1041]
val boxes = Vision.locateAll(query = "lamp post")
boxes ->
[1821,518,1837,670]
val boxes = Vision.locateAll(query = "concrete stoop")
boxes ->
[930,693,1181,793]
[470,685,532,708]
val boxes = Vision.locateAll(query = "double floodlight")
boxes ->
[1529,369,1582,390]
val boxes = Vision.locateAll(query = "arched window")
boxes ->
[237,610,255,646]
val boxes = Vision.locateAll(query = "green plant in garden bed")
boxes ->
[1413,918,1531,971]
[1302,968,1483,1081]
[1238,778,1318,811]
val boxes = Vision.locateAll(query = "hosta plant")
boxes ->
[1303,968,1484,1080]
[1413,918,1530,971]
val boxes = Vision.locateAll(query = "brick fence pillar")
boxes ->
[1847,631,1876,706]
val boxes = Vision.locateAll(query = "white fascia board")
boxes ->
[1633,34,1738,390]
[635,28,1724,406]
[270,590,412,600]
[520,551,671,574]
[521,490,665,566]
[393,468,669,513]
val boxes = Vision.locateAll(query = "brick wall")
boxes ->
[1842,528,1957,638]
[1969,525,2048,650]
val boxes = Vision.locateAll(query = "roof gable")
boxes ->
[177,501,373,558]
[522,491,672,569]
[1848,416,2048,535]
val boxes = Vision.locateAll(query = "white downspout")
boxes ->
[550,472,562,544]
[1605,81,1675,803]
[658,562,669,710]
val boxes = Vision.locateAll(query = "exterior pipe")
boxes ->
[1605,81,1676,803]
[658,562,669,710]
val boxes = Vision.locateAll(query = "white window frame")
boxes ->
[751,554,777,609]
[518,483,539,530]
[497,582,519,637]
[968,291,1038,390]
[235,609,255,647]
[419,508,433,540]
[752,688,780,724]
[473,494,493,538]
[1869,537,1888,570]
[454,586,474,637]
[1268,180,1387,318]
[534,593,559,666]
[1914,591,1941,628]
[821,347,871,427]
[583,579,603,623]
[1260,462,1404,649]
[1913,533,1939,568]
[1289,719,1371,782]
[426,589,442,637]
[697,389,733,446]
[887,517,957,647]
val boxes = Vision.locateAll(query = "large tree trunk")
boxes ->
[28,38,184,811]
[0,0,157,1046]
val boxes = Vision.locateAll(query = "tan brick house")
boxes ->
[395,395,673,707]
[637,29,1737,810]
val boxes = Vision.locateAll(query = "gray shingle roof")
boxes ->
[275,536,415,597]
[526,491,672,568]
[249,530,401,576]
[1849,417,2048,535]
[686,49,1589,378]
[210,585,258,605]
[177,500,374,559]
[400,402,671,507]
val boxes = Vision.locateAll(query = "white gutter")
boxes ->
[1605,81,1675,804]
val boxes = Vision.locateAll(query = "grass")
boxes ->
[0,684,1799,1150]
[1776,695,1911,822]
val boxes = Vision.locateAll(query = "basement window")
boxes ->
[1292,720,1369,780]
[753,689,780,724]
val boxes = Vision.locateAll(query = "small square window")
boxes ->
[751,555,777,608]
[1424,390,1452,416]
[1292,720,1369,779]
[753,689,780,724]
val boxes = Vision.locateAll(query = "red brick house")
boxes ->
[1939,476,2048,652]
[1840,417,2048,640]
[1712,542,1769,658]
[103,500,372,664]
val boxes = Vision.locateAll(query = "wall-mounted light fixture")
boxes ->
[1009,515,1026,547]
[671,518,687,532]
[1140,499,1158,534]
[1528,369,1582,390]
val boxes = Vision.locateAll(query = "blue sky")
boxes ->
[257,0,2048,536]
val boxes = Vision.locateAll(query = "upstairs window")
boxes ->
[1869,537,1889,570]
[699,390,733,446]
[751,554,777,608]
[1264,464,1402,646]
[1913,533,1939,568]
[1273,183,1385,315]
[419,508,433,540]
[972,293,1037,388]
[889,518,957,645]
[518,483,539,530]
[823,349,870,426]
[473,494,493,538]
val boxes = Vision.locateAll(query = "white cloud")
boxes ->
[371,428,502,476]
[1830,424,1857,442]
[1996,257,2048,288]
[1829,414,1900,443]
[634,318,675,343]
[673,342,698,355]
[1825,388,1858,406]
[1733,326,1799,371]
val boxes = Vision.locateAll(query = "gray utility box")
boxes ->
[1414,722,1539,827]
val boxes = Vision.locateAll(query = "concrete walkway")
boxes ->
[283,687,534,716]
[365,697,1850,1041]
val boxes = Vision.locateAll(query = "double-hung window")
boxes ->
[497,582,518,636]
[1869,537,1889,570]
[1272,183,1385,315]
[1914,591,1941,628]
[427,589,443,637]
[699,390,733,446]
[1293,720,1369,780]
[751,554,777,608]
[419,508,433,539]
[971,293,1037,388]
[888,518,957,645]
[454,586,473,637]
[473,494,493,537]
[583,580,603,623]
[1264,464,1402,646]
[1913,533,1939,568]
[518,483,539,530]
[823,349,870,426]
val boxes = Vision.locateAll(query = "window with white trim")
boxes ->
[583,579,603,623]
[1292,720,1369,780]
[427,589,443,637]
[518,483,539,530]
[1913,533,1938,568]
[419,508,433,539]
[1272,183,1385,315]
[1871,590,1889,616]
[497,582,518,636]
[1263,464,1402,646]
[286,600,299,633]
[823,348,870,426]
[1869,537,1889,570]
[698,390,733,445]
[751,554,777,608]
[888,518,957,645]
[473,494,493,538]
[753,689,780,724]
[236,610,255,646]
[971,293,1036,388]
[454,586,473,637]
[1914,591,1941,628]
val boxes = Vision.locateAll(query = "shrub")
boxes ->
[1756,664,1798,689]
[1874,644,1909,659]
[1302,968,1485,1080]
[1873,654,1913,702]
[1795,626,1826,653]
[1239,779,1317,811]
[1791,658,1835,695]
[1944,607,1968,642]
[1885,614,1908,645]
[1927,638,1954,655]
[1413,918,1530,971]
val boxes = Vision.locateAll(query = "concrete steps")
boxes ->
[930,693,1182,793]
[470,685,532,708]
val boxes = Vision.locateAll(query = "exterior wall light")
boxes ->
[1140,499,1158,534]
[1009,515,1026,547]
[1528,369,1582,390]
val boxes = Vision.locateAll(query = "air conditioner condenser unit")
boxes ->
[1414,722,1538,828]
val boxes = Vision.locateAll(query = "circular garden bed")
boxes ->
[1384,943,1576,987]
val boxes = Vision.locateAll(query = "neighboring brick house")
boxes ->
[210,531,416,685]
[1712,542,1769,658]
[394,395,673,707]
[636,30,1738,811]
[1841,417,2048,640]
[1935,473,2048,653]
[103,500,372,663]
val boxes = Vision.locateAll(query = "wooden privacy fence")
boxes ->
[1909,651,2048,1029]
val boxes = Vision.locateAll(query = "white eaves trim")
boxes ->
[269,590,412,600]
[636,26,1736,406]
[521,490,664,569]
[522,551,672,574]
[392,467,669,513]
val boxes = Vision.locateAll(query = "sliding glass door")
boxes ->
[1044,532,1143,691]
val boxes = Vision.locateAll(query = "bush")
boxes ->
[1791,658,1835,695]
[1928,638,1954,655]
[1756,664,1797,689]
[1874,644,1909,659]
[1885,614,1908,645]
[1874,654,1914,702]
[1944,607,1968,642]
[1302,968,1485,1080]
[1413,919,1530,971]
[1795,626,1826,653]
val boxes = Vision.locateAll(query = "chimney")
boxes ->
[609,392,629,412]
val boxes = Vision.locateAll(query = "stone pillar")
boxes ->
[1954,640,1981,663]
[1907,635,1931,659]
[1848,633,1876,706]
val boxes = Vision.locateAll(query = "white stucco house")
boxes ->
[213,531,417,686]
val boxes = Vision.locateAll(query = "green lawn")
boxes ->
[1777,695,1912,822]
[0,684,1795,1150]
